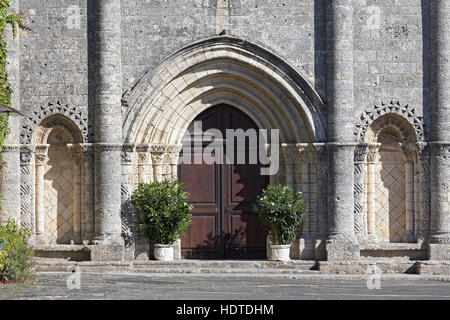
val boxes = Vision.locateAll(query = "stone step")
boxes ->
[34,259,319,274]
[318,258,419,274]
[360,243,427,260]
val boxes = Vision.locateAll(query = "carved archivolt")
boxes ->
[355,100,425,143]
[21,101,88,144]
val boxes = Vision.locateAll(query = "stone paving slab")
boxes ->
[2,273,450,300]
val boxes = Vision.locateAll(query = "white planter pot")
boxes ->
[270,244,291,261]
[154,244,174,261]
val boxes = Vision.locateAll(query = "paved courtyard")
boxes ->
[1,273,450,300]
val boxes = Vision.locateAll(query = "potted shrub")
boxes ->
[131,179,193,261]
[253,185,307,261]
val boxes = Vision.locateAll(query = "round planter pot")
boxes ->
[270,244,291,262]
[154,244,174,261]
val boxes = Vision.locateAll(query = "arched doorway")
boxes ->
[179,105,268,259]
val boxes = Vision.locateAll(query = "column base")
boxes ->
[428,243,450,260]
[314,237,327,261]
[326,234,360,261]
[355,232,368,247]
[297,235,316,260]
[90,244,124,262]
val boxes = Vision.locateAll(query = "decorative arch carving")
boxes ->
[32,114,84,145]
[355,100,425,143]
[21,101,88,144]
[122,36,326,145]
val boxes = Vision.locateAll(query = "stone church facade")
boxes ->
[0,0,449,272]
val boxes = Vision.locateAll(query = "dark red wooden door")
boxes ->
[179,105,268,259]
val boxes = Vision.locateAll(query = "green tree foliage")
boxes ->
[253,185,307,245]
[131,180,193,245]
[0,219,34,283]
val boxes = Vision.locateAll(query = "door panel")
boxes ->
[180,104,268,259]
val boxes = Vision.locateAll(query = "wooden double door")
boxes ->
[179,105,268,259]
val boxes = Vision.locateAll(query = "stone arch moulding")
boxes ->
[21,101,89,144]
[355,100,425,143]
[32,114,85,145]
[122,36,326,145]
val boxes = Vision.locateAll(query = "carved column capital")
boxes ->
[35,145,49,164]
[166,145,182,165]
[121,144,135,165]
[367,143,381,163]
[20,145,35,165]
[150,145,168,164]
[313,143,327,163]
[354,143,368,163]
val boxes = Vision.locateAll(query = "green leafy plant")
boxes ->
[131,179,193,245]
[0,219,34,283]
[253,185,307,245]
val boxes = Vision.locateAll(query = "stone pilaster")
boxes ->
[429,1,450,259]
[0,0,21,225]
[325,0,359,261]
[0,145,21,224]
[92,0,123,250]
[354,143,368,245]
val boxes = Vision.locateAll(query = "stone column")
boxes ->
[325,0,358,261]
[429,1,450,259]
[366,144,380,244]
[121,144,135,260]
[80,144,94,243]
[92,0,123,252]
[354,144,368,245]
[167,145,182,180]
[72,148,84,244]
[20,146,34,233]
[151,145,167,182]
[298,145,315,260]
[417,142,431,243]
[403,145,417,243]
[0,0,21,225]
[136,144,150,184]
[313,144,328,261]
[167,145,183,260]
[34,145,48,244]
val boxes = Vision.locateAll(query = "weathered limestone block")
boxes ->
[428,243,450,261]
[89,244,124,262]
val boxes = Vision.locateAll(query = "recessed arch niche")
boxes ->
[33,115,87,245]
